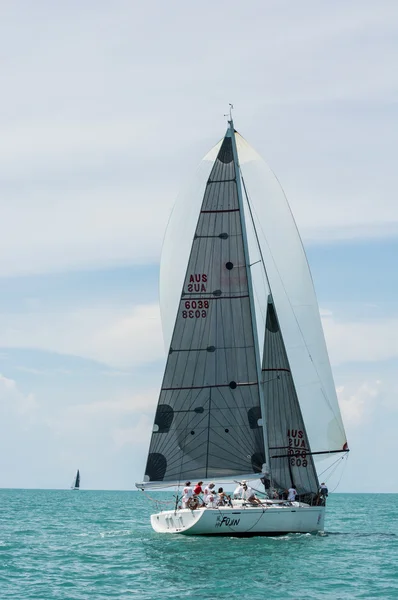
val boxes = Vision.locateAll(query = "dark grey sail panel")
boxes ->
[144,135,265,483]
[262,300,319,499]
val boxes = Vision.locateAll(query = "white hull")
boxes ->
[150,503,325,536]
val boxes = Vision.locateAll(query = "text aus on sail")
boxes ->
[182,274,209,319]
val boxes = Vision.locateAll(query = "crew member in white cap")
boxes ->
[233,480,246,499]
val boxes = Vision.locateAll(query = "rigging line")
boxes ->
[142,491,176,507]
[330,454,349,493]
[242,178,345,438]
[317,455,346,478]
[322,458,344,486]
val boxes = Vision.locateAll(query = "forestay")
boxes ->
[143,130,266,485]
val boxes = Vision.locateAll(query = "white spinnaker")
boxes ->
[160,130,347,459]
[235,133,347,458]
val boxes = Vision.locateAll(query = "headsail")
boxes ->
[262,297,319,498]
[142,126,266,486]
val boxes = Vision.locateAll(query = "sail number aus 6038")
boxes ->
[287,429,308,467]
[182,300,209,319]
[288,449,308,468]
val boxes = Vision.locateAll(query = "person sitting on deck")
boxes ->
[203,482,215,506]
[181,482,193,508]
[205,493,216,508]
[203,482,215,504]
[242,483,262,505]
[216,487,232,507]
[193,481,203,496]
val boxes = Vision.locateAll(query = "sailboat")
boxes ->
[136,114,349,536]
[71,469,80,490]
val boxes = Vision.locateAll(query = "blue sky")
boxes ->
[0,0,397,491]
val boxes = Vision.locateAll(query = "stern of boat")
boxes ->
[151,508,206,534]
[151,505,325,536]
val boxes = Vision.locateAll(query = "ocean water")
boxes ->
[0,490,397,599]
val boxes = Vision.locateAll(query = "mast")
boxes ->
[229,119,270,470]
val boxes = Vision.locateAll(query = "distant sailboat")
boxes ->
[136,114,349,536]
[71,470,80,490]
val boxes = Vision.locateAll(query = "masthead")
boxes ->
[224,103,234,128]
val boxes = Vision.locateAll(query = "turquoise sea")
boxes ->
[0,490,397,599]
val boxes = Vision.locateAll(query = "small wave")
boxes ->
[99,529,133,538]
[326,531,397,538]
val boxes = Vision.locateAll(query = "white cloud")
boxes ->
[0,368,156,489]
[111,416,153,449]
[337,380,381,425]
[322,312,398,365]
[0,2,397,277]
[65,389,158,418]
[0,373,37,415]
[0,303,164,369]
[0,302,397,371]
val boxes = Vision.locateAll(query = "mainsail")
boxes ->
[143,127,266,485]
[72,470,80,489]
